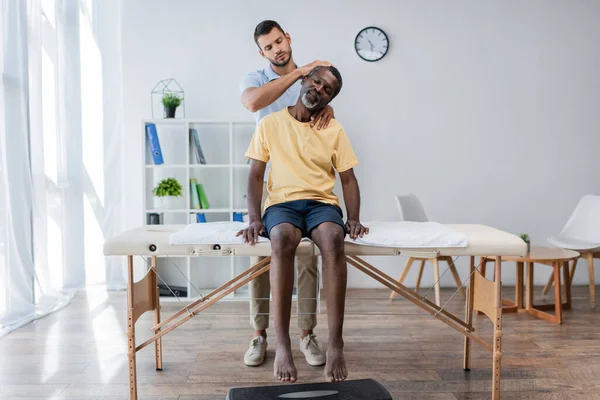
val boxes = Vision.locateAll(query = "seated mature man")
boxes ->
[237,65,368,383]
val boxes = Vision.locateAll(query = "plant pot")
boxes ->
[155,195,181,210]
[526,242,531,254]
[164,107,177,118]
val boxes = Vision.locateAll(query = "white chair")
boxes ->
[544,194,600,308]
[390,194,466,306]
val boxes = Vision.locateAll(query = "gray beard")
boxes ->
[301,92,319,109]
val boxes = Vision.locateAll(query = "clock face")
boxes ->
[355,27,389,62]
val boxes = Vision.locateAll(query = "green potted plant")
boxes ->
[161,92,182,118]
[152,177,183,209]
[519,233,530,253]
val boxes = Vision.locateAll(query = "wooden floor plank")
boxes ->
[0,286,598,398]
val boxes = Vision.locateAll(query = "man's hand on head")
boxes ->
[236,220,265,246]
[296,60,333,79]
[345,220,369,240]
[310,105,334,130]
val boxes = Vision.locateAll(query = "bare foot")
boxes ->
[274,344,297,382]
[325,347,347,382]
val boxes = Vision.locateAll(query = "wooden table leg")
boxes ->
[432,257,441,306]
[526,262,534,310]
[553,262,563,324]
[585,252,596,309]
[492,256,503,400]
[543,257,579,295]
[516,261,524,309]
[526,260,565,324]
[463,256,475,370]
[475,257,487,316]
[501,261,524,313]
[151,256,163,371]
[127,255,138,400]
[480,257,487,279]
[563,261,571,310]
[481,257,521,313]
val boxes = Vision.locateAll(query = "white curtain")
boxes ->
[0,0,70,338]
[0,0,34,337]
[0,0,126,338]
[96,0,127,290]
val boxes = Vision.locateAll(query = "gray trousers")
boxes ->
[248,184,319,330]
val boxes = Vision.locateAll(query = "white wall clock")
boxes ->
[354,26,389,62]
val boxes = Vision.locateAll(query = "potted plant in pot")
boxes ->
[162,92,182,118]
[152,177,183,209]
[519,233,531,254]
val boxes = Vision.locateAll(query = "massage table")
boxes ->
[103,222,526,400]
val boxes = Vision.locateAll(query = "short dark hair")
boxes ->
[307,66,343,101]
[254,20,285,48]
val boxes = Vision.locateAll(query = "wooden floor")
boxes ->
[1,285,599,399]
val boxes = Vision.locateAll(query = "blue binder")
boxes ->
[196,213,206,223]
[146,123,164,164]
[233,212,243,222]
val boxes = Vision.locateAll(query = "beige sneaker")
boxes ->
[244,336,267,366]
[299,333,326,366]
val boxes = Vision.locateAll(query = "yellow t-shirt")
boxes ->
[245,107,359,210]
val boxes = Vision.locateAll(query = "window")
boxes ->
[79,2,106,285]
[34,0,65,296]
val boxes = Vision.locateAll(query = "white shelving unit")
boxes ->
[142,118,255,301]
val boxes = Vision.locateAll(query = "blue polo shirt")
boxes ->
[240,64,301,125]
[240,64,301,179]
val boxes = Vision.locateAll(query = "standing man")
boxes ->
[239,20,334,368]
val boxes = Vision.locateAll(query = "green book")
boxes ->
[196,183,210,209]
[190,178,201,209]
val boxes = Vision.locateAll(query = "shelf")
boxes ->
[143,118,254,125]
[147,208,243,213]
[145,164,250,168]
[158,290,251,303]
[146,209,189,213]
[187,208,238,213]
[145,164,188,168]
[144,118,255,298]
[190,164,249,168]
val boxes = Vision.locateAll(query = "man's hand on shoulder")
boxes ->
[345,220,369,240]
[236,220,265,246]
[310,105,334,130]
[296,60,333,79]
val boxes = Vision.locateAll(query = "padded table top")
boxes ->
[103,224,527,258]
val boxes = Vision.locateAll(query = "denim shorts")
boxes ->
[262,199,346,239]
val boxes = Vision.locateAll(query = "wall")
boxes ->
[121,0,600,288]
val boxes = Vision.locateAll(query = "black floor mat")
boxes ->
[226,378,392,400]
